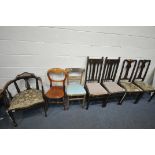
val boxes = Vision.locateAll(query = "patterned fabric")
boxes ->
[86,82,108,96]
[103,81,125,93]
[66,83,86,96]
[9,89,44,110]
[119,81,142,92]
[134,81,155,91]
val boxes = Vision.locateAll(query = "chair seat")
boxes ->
[46,86,64,99]
[119,81,142,92]
[103,81,125,94]
[9,89,44,110]
[66,83,86,96]
[86,82,108,96]
[134,81,155,91]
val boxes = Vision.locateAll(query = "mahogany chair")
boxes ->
[65,68,86,109]
[101,57,125,105]
[84,57,109,109]
[46,68,67,110]
[2,72,47,127]
[133,59,155,102]
[118,59,143,104]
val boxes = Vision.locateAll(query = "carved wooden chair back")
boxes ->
[3,72,44,101]
[65,68,85,85]
[101,57,120,82]
[47,68,67,88]
[118,59,137,82]
[133,60,151,81]
[85,57,104,84]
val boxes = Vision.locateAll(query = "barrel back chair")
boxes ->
[101,57,125,105]
[65,68,86,109]
[118,59,143,103]
[46,68,67,110]
[133,59,155,102]
[3,72,46,127]
[84,57,109,109]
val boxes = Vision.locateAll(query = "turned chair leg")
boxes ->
[134,92,143,104]
[8,110,17,127]
[118,92,126,105]
[148,92,155,102]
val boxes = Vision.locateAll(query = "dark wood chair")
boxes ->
[101,57,125,105]
[65,68,86,109]
[2,72,47,127]
[133,59,155,102]
[45,68,67,110]
[118,59,143,104]
[84,57,109,109]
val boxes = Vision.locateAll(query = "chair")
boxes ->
[3,72,47,127]
[118,59,143,104]
[84,57,109,109]
[101,57,125,105]
[65,68,86,109]
[133,59,155,102]
[45,68,67,110]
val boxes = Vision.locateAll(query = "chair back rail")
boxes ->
[133,60,151,81]
[101,57,120,82]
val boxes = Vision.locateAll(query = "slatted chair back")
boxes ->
[101,57,120,82]
[3,72,44,101]
[65,68,85,85]
[47,68,67,88]
[85,57,104,84]
[118,59,137,82]
[133,60,151,82]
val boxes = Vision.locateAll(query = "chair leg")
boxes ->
[118,92,126,105]
[148,92,155,102]
[86,97,90,110]
[134,92,143,104]
[67,96,70,110]
[43,102,47,117]
[63,97,67,110]
[8,110,17,127]
[82,95,86,108]
[102,95,109,108]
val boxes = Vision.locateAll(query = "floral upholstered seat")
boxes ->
[134,81,155,91]
[9,89,44,110]
[119,81,142,92]
[86,82,108,96]
[103,81,125,94]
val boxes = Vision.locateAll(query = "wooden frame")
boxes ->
[46,68,67,110]
[118,59,143,104]
[133,59,155,102]
[84,57,109,109]
[65,68,86,109]
[2,72,47,127]
[101,57,126,105]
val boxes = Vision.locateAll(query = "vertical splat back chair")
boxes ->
[85,57,109,109]
[133,60,155,102]
[3,72,47,127]
[118,59,143,104]
[101,57,125,105]
[65,68,86,109]
[46,68,67,110]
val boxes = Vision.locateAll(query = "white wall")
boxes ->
[0,26,155,90]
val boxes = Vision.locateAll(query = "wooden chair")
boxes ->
[118,59,143,104]
[101,57,125,105]
[2,72,47,127]
[133,59,155,102]
[45,68,67,110]
[84,57,109,109]
[65,68,86,109]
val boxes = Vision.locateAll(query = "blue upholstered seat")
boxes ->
[66,83,86,96]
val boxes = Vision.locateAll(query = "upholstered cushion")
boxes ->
[9,89,44,110]
[134,81,155,91]
[119,82,142,92]
[86,83,108,96]
[103,81,125,93]
[66,83,86,96]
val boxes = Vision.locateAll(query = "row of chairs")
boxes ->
[2,57,155,126]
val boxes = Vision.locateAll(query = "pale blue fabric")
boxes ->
[66,84,86,96]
